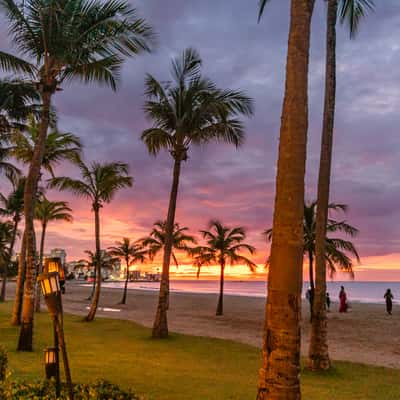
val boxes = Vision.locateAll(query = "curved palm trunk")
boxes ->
[257,1,315,398]
[309,0,337,371]
[18,90,52,351]
[152,158,181,338]
[308,250,314,322]
[35,222,46,312]
[120,257,130,304]
[216,260,225,316]
[84,205,101,322]
[12,232,26,325]
[0,215,19,302]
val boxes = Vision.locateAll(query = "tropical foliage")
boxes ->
[141,47,253,338]
[108,238,146,304]
[49,160,133,321]
[192,220,257,315]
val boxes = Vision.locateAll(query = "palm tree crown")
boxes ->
[264,201,360,276]
[48,160,133,210]
[0,79,39,134]
[0,220,13,266]
[141,47,254,162]
[139,220,196,268]
[194,220,257,273]
[34,196,73,227]
[108,237,146,266]
[12,115,82,178]
[0,0,155,91]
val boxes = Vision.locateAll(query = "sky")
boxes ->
[1,1,400,280]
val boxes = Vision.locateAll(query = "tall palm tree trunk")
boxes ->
[0,216,19,301]
[216,260,225,316]
[35,222,46,312]
[0,215,19,302]
[84,206,101,321]
[152,158,181,338]
[18,90,52,351]
[120,257,130,304]
[309,0,337,371]
[308,250,314,322]
[12,232,26,325]
[257,1,315,398]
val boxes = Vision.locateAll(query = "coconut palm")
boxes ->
[141,47,253,338]
[108,238,146,305]
[34,197,72,311]
[257,1,315,398]
[10,118,81,326]
[0,0,153,351]
[193,220,256,316]
[311,0,374,371]
[49,160,133,321]
[0,176,25,303]
[139,220,197,270]
[264,201,360,317]
[11,115,83,179]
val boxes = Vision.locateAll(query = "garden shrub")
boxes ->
[0,378,141,399]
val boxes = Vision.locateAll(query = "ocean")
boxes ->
[102,280,400,305]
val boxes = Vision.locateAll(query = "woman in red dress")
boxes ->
[339,286,348,313]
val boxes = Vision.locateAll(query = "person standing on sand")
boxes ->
[326,292,331,311]
[339,286,348,313]
[384,289,394,315]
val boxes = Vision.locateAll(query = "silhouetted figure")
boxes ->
[384,288,394,315]
[306,287,314,322]
[339,286,348,313]
[326,292,331,311]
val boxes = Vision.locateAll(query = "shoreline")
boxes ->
[83,280,400,305]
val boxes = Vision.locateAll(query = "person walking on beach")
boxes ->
[339,286,348,313]
[384,288,394,315]
[326,292,331,312]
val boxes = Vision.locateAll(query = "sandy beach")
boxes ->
[5,281,400,369]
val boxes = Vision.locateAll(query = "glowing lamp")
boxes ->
[45,257,65,281]
[44,347,58,380]
[37,272,62,317]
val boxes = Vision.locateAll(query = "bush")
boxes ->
[0,378,141,399]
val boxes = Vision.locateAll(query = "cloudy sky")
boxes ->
[1,1,400,280]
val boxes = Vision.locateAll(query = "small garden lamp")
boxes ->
[37,272,62,317]
[44,347,58,380]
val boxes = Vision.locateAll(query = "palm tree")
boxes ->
[10,117,81,326]
[0,0,153,351]
[141,48,253,338]
[264,201,360,318]
[140,220,197,270]
[79,249,118,298]
[193,220,256,316]
[311,0,374,371]
[0,176,25,303]
[49,160,132,321]
[34,196,72,311]
[11,115,83,179]
[108,238,146,305]
[257,1,316,398]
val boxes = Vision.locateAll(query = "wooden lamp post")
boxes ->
[38,272,73,399]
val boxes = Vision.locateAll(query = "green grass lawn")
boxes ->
[1,302,399,399]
